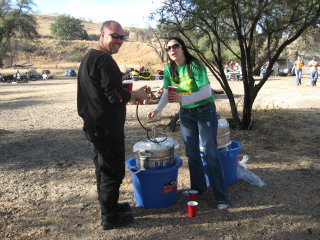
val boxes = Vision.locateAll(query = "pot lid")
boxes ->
[133,136,179,153]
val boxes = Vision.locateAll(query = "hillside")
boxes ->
[4,14,163,76]
[34,14,101,38]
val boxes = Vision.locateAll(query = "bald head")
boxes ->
[98,20,124,55]
[100,20,122,32]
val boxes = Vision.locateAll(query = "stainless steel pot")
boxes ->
[133,137,179,170]
[217,119,231,149]
[135,148,175,169]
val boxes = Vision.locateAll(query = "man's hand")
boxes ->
[130,86,148,102]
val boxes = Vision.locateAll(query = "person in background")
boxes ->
[308,56,319,86]
[224,64,232,80]
[294,56,304,85]
[77,20,147,230]
[25,71,30,80]
[42,70,48,80]
[229,61,235,70]
[147,37,229,210]
[15,70,21,82]
[260,62,268,77]
[235,64,242,81]
[272,61,280,76]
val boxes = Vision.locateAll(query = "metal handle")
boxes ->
[128,166,143,174]
[139,151,152,158]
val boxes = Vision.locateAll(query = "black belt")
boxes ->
[182,102,213,112]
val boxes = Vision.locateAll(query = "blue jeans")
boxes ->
[310,71,318,86]
[295,69,302,85]
[179,103,229,203]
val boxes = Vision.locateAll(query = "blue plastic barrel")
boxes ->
[202,140,242,186]
[126,156,182,208]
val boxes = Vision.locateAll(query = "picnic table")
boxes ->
[229,71,238,80]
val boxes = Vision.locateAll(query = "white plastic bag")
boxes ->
[237,155,266,187]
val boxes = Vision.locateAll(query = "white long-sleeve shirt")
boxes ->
[156,83,212,113]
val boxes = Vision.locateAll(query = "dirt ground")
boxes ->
[0,75,319,240]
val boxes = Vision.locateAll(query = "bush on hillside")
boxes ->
[50,15,89,41]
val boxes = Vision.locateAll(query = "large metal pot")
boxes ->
[217,119,231,149]
[133,137,179,170]
[200,118,231,152]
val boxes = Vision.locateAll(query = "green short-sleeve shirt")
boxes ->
[163,61,215,109]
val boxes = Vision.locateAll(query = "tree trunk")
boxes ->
[227,93,241,129]
[165,112,179,132]
[241,93,253,130]
[220,79,242,129]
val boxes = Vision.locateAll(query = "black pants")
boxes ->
[85,131,125,222]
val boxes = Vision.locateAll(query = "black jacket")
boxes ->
[77,49,131,140]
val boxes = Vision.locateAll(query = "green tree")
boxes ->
[287,27,320,59]
[50,15,89,40]
[0,0,39,67]
[154,0,320,129]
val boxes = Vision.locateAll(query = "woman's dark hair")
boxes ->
[166,37,200,84]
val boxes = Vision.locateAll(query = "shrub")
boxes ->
[50,15,89,40]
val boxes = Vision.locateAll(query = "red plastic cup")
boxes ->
[168,86,178,92]
[187,201,198,218]
[168,86,178,102]
[122,81,133,91]
[188,190,199,201]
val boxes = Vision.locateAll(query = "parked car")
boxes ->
[28,74,42,80]
[27,69,42,81]
[65,68,77,77]
[278,69,288,76]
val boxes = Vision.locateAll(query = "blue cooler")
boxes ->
[126,156,182,208]
[202,140,242,186]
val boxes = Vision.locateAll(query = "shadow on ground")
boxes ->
[1,108,319,239]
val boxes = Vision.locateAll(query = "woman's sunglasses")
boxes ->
[107,33,125,40]
[165,43,182,52]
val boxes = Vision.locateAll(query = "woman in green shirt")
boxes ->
[148,37,229,209]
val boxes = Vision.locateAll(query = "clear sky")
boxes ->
[33,0,162,28]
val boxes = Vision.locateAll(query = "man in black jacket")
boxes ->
[77,20,147,230]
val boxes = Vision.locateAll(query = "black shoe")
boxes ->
[117,202,131,213]
[101,211,134,230]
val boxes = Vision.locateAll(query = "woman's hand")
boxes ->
[168,92,181,103]
[147,110,159,119]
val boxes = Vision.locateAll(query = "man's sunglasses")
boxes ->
[107,33,125,40]
[165,44,182,52]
